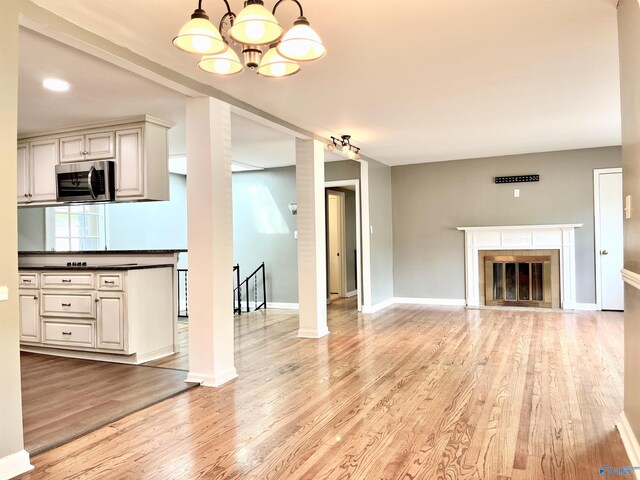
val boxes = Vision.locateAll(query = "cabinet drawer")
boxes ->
[19,273,39,289]
[42,273,94,289]
[97,273,123,291]
[41,292,96,318]
[43,321,95,348]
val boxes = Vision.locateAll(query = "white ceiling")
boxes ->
[26,0,621,166]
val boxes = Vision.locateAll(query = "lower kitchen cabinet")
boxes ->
[19,291,40,343]
[97,292,125,350]
[18,267,174,364]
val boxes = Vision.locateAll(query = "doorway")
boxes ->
[594,168,624,311]
[325,181,362,311]
[327,190,345,301]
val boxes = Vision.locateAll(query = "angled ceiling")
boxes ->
[27,0,621,166]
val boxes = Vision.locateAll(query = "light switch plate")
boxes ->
[514,188,520,198]
[625,195,632,219]
[0,286,8,302]
[294,230,298,239]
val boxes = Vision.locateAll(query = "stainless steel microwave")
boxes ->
[55,160,116,203]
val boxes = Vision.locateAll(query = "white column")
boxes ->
[186,97,236,387]
[296,139,329,338]
[0,2,34,478]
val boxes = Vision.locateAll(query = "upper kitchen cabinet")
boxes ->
[17,115,172,207]
[60,131,115,163]
[17,138,59,205]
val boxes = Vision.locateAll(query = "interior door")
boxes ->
[328,193,344,298]
[598,171,624,310]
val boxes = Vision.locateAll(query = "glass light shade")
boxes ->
[342,144,350,153]
[198,49,244,76]
[347,150,356,160]
[354,152,361,160]
[326,143,335,152]
[228,3,283,46]
[258,46,300,78]
[277,18,326,62]
[173,17,227,55]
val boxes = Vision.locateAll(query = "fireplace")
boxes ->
[484,255,552,307]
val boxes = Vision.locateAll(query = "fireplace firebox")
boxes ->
[484,255,552,308]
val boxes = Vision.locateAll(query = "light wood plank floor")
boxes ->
[23,303,628,479]
[21,353,196,455]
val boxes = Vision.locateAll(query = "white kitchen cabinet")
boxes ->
[17,143,29,203]
[60,131,115,163]
[17,138,59,204]
[18,265,174,364]
[97,292,125,350]
[19,291,40,343]
[115,128,144,199]
[18,116,171,207]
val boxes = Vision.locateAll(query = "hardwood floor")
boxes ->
[21,353,196,455]
[22,304,628,479]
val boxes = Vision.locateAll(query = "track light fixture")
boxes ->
[174,0,325,78]
[327,135,361,160]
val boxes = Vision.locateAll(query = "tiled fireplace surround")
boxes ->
[457,224,582,309]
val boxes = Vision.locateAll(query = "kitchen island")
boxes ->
[18,250,185,364]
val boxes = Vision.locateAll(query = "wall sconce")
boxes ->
[327,135,361,160]
[288,202,298,215]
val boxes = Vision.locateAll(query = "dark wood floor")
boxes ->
[21,352,195,455]
[22,303,628,479]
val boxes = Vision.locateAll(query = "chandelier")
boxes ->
[173,0,326,77]
[327,135,361,160]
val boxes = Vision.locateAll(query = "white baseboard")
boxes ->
[393,297,466,307]
[573,303,600,311]
[345,290,358,298]
[135,346,176,364]
[362,298,395,313]
[297,327,330,339]
[186,368,238,387]
[0,449,33,480]
[617,412,640,479]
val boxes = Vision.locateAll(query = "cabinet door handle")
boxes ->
[62,279,72,283]
[61,303,71,307]
[24,194,28,198]
[104,280,115,285]
[22,279,31,283]
[62,331,72,335]
[95,299,100,303]
[33,296,38,300]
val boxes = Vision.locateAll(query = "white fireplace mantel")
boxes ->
[457,224,583,309]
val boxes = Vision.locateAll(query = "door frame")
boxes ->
[325,180,362,311]
[593,167,623,310]
[326,190,346,299]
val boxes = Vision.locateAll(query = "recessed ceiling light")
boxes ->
[42,78,70,92]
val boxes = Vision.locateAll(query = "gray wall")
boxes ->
[367,158,395,305]
[618,0,640,444]
[17,207,45,251]
[232,167,298,304]
[107,174,187,252]
[392,147,621,302]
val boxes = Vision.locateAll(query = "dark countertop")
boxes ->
[19,264,174,271]
[19,250,187,256]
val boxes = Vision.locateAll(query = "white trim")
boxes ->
[326,189,347,298]
[622,268,640,290]
[325,179,363,312]
[362,297,395,313]
[186,368,238,387]
[267,302,299,310]
[393,297,466,307]
[457,224,582,309]
[345,290,358,298]
[572,303,599,311]
[0,450,33,480]
[360,162,372,312]
[617,412,640,480]
[297,327,330,338]
[594,167,623,310]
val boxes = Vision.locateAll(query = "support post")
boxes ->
[0,2,34,478]
[296,139,329,338]
[186,97,237,387]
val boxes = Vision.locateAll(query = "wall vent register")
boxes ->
[494,175,539,184]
